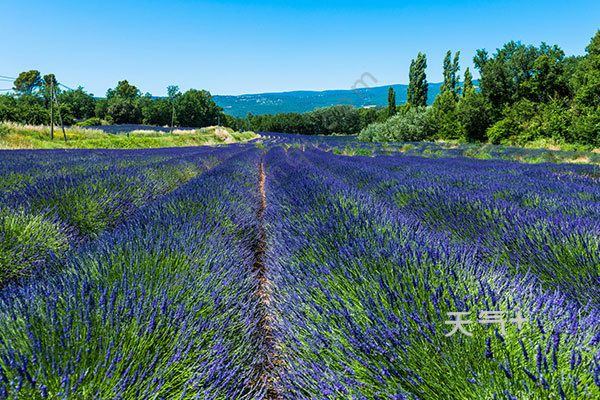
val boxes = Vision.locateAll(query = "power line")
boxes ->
[58,82,74,91]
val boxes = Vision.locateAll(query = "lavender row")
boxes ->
[263,146,600,399]
[0,145,245,286]
[300,149,600,306]
[0,147,268,399]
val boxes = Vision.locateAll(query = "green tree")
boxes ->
[106,97,142,124]
[95,99,109,120]
[452,51,461,96]
[41,74,59,105]
[13,70,42,96]
[58,87,96,119]
[15,95,47,124]
[441,51,461,97]
[408,52,428,107]
[167,85,181,128]
[462,67,474,97]
[106,80,140,100]
[431,90,460,140]
[486,100,541,145]
[457,88,490,142]
[574,29,600,108]
[136,96,171,126]
[526,43,569,102]
[175,89,222,127]
[0,95,17,122]
[387,87,396,118]
[474,42,538,110]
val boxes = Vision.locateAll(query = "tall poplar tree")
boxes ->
[452,51,461,96]
[441,51,453,93]
[462,67,474,97]
[387,87,396,117]
[408,52,428,107]
[441,50,461,97]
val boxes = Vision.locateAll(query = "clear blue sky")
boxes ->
[1,0,599,96]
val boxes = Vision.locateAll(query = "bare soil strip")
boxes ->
[253,158,281,399]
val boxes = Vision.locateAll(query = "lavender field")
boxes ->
[1,139,600,399]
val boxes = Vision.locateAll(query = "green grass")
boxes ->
[0,122,258,149]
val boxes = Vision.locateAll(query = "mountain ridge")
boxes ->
[213,82,452,117]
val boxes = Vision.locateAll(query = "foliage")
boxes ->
[58,87,96,120]
[462,67,474,96]
[441,50,461,97]
[12,70,42,95]
[408,52,428,106]
[362,29,600,147]
[228,104,380,136]
[0,122,257,149]
[106,79,140,100]
[457,88,490,142]
[106,97,142,124]
[431,90,460,139]
[76,117,103,126]
[359,107,434,142]
[387,86,396,117]
[175,89,222,127]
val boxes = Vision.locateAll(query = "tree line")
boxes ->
[360,29,600,147]
[223,106,388,135]
[0,73,387,134]
[0,77,224,128]
[1,28,598,147]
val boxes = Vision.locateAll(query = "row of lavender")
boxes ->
[0,148,269,398]
[0,146,245,286]
[260,131,600,164]
[263,147,600,398]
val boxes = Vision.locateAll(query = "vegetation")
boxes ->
[2,29,598,149]
[0,122,257,149]
[407,52,428,107]
[361,29,600,148]
[224,104,385,135]
[0,77,231,131]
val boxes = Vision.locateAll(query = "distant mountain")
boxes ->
[214,82,449,117]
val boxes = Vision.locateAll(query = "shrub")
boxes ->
[76,117,103,126]
[486,100,541,145]
[359,107,434,142]
[383,107,435,142]
[357,122,383,142]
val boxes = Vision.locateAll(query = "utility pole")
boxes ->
[53,86,67,142]
[170,103,175,134]
[50,80,54,140]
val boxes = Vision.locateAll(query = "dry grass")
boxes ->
[1,121,104,135]
[0,122,258,150]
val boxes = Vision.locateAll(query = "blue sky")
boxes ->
[1,0,599,96]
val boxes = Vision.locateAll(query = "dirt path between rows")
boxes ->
[254,157,281,399]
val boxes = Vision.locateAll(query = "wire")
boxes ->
[58,82,75,91]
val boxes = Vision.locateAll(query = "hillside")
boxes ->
[214,82,449,117]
